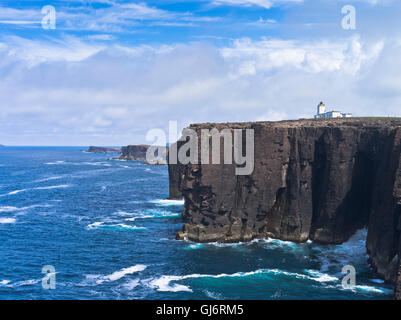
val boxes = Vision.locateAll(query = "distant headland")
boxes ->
[86,146,121,154]
[119,145,167,165]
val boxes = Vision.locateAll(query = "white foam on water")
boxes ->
[304,270,339,282]
[0,217,16,224]
[6,189,27,195]
[203,237,307,251]
[123,279,140,290]
[313,228,369,273]
[45,161,65,165]
[0,280,10,286]
[86,221,146,231]
[354,285,393,294]
[95,265,147,284]
[262,237,305,250]
[183,243,205,250]
[148,268,342,293]
[204,290,224,300]
[14,279,41,287]
[87,221,104,229]
[148,269,271,293]
[344,285,393,294]
[152,199,185,206]
[125,218,137,221]
[119,209,180,220]
[1,185,70,197]
[0,206,19,212]
[0,204,51,213]
[34,176,63,183]
[114,224,146,230]
[148,275,193,292]
[205,241,243,248]
[115,210,135,216]
[34,184,70,190]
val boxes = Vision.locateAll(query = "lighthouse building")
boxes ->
[314,102,352,119]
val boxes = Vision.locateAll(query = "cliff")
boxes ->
[120,144,168,164]
[169,118,401,295]
[87,146,121,153]
[167,142,184,199]
[120,145,150,161]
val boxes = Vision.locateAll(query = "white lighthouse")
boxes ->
[317,101,326,116]
[314,101,352,119]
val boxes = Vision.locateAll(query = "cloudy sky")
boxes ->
[0,0,400,145]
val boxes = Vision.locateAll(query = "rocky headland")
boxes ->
[168,118,401,298]
[120,144,167,164]
[87,146,121,154]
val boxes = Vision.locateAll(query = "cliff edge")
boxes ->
[169,118,401,295]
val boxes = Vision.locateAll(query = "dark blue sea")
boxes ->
[0,147,394,300]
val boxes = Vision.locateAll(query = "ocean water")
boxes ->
[0,147,394,300]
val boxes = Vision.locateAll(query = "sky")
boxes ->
[0,0,400,145]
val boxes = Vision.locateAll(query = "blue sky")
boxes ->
[0,0,400,145]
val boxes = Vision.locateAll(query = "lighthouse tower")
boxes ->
[317,102,326,116]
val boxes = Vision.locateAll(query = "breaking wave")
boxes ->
[1,185,71,197]
[116,209,180,219]
[151,199,185,206]
[86,221,146,231]
[85,265,147,285]
[0,217,16,224]
[147,268,340,293]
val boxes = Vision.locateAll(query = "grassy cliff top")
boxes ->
[189,117,401,129]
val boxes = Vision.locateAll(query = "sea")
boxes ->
[0,147,394,300]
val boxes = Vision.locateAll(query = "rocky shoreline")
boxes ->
[168,118,401,298]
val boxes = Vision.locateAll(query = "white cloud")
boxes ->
[211,0,303,9]
[0,34,399,146]
[0,2,219,33]
[221,36,383,75]
[3,36,104,65]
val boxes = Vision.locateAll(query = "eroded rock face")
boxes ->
[87,146,121,154]
[168,142,184,199]
[395,263,401,300]
[120,145,150,161]
[169,119,401,287]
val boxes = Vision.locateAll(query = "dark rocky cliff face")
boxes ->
[120,145,150,160]
[169,118,401,294]
[120,145,168,164]
[167,142,184,199]
[87,146,121,154]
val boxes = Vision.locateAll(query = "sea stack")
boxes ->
[168,118,401,295]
